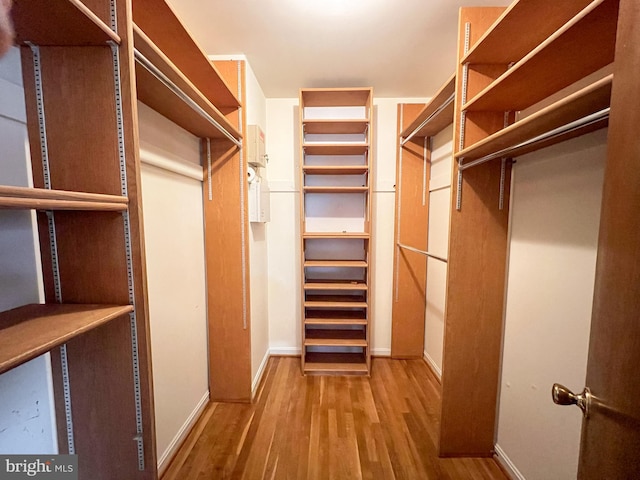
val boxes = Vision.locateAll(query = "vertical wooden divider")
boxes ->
[391,103,430,358]
[202,60,252,402]
[439,6,511,457]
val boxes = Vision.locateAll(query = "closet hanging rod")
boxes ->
[134,50,242,148]
[397,243,447,263]
[401,93,455,146]
[459,107,610,172]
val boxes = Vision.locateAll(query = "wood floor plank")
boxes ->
[163,357,509,480]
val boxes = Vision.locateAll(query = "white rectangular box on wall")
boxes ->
[249,178,270,223]
[247,124,267,168]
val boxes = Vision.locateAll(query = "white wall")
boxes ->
[265,96,426,356]
[423,124,453,378]
[0,47,58,455]
[495,129,607,480]
[265,98,301,354]
[137,103,209,472]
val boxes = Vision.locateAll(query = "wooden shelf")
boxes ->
[301,88,372,107]
[303,144,369,156]
[133,26,241,141]
[304,281,368,291]
[132,0,239,107]
[0,304,133,375]
[458,75,612,162]
[303,165,369,175]
[305,309,368,326]
[305,329,367,347]
[0,185,128,211]
[303,120,368,134]
[464,0,618,112]
[303,232,370,239]
[400,74,456,139]
[304,294,368,309]
[462,0,593,64]
[303,186,368,194]
[304,260,368,268]
[304,352,368,375]
[12,0,120,46]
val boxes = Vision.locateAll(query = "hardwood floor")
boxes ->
[162,357,509,479]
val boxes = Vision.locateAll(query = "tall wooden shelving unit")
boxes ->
[5,0,242,478]
[299,88,373,375]
[440,0,619,457]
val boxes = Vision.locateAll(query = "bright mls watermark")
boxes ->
[0,456,77,480]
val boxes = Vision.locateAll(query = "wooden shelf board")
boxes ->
[304,301,368,309]
[400,73,456,138]
[304,186,368,194]
[304,338,367,347]
[0,304,133,375]
[303,120,368,135]
[304,352,368,374]
[303,166,369,175]
[0,186,128,211]
[132,0,239,107]
[303,144,369,156]
[301,88,372,107]
[134,26,241,141]
[305,318,368,326]
[462,0,592,64]
[303,232,370,239]
[304,260,368,268]
[458,75,612,162]
[464,0,618,113]
[304,282,368,291]
[12,0,120,46]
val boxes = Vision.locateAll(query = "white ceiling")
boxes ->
[166,0,511,98]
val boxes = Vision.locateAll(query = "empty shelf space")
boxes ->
[305,312,367,325]
[133,25,241,141]
[400,74,456,139]
[304,281,368,291]
[303,144,369,156]
[304,352,368,375]
[303,186,368,194]
[132,0,239,108]
[0,304,134,374]
[458,75,612,163]
[305,329,367,347]
[0,185,128,211]
[303,119,369,135]
[12,0,120,46]
[303,232,370,239]
[303,165,369,175]
[304,260,368,268]
[464,0,618,113]
[463,0,593,64]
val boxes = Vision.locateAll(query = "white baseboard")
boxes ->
[269,347,301,356]
[423,351,442,381]
[252,349,271,399]
[157,391,210,476]
[371,348,391,356]
[495,444,526,480]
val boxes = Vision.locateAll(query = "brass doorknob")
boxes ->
[552,383,591,417]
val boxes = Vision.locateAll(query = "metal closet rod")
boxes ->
[401,92,456,146]
[458,107,610,172]
[397,243,447,263]
[134,50,242,148]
